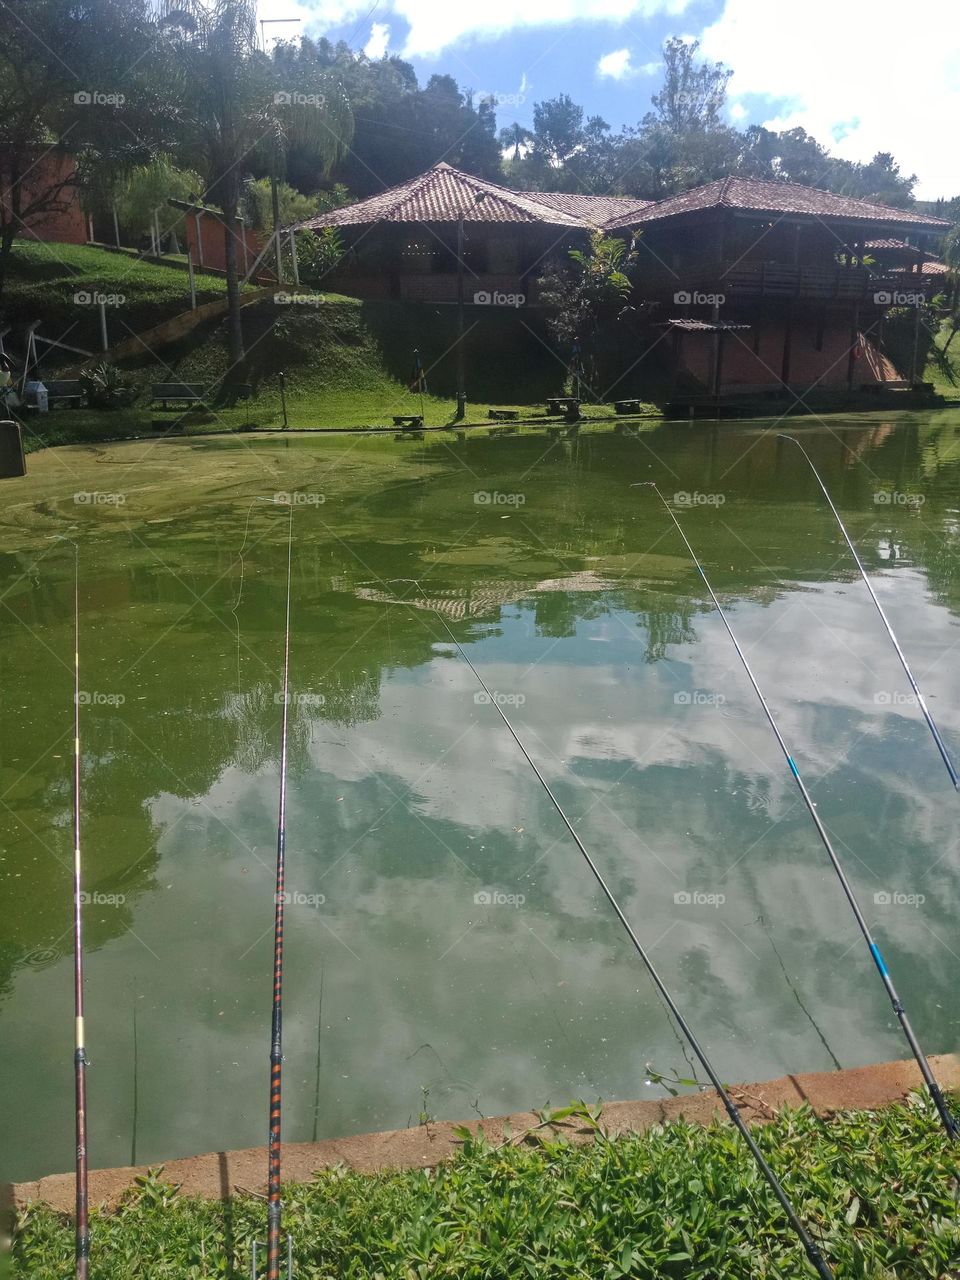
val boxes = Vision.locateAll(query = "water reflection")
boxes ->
[1,413,959,1182]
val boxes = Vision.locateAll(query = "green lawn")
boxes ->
[1,241,234,355]
[12,1095,960,1278]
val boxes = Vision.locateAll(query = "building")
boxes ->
[298,164,951,399]
[0,147,88,246]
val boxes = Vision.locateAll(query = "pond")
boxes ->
[2,411,959,1184]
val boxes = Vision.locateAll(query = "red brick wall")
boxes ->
[182,209,274,281]
[680,320,899,390]
[1,150,87,245]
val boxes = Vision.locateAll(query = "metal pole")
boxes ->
[195,212,204,268]
[279,371,288,429]
[240,215,250,278]
[112,206,121,249]
[187,248,197,311]
[98,301,108,352]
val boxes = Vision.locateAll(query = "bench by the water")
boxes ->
[546,397,580,416]
[393,414,424,429]
[613,399,642,415]
[45,380,85,409]
[152,383,207,409]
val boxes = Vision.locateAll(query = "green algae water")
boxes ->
[2,412,960,1183]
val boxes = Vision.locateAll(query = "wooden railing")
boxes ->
[637,260,938,302]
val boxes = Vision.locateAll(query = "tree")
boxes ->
[242,177,318,233]
[116,156,203,244]
[0,0,157,297]
[650,37,731,133]
[158,0,353,365]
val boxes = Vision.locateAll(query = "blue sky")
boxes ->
[258,0,960,199]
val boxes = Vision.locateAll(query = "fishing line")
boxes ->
[780,433,958,790]
[412,584,835,1279]
[642,482,959,1143]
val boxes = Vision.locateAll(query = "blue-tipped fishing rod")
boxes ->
[780,433,959,791]
[641,483,960,1143]
[415,589,835,1279]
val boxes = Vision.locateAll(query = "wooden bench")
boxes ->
[489,409,519,421]
[614,399,642,415]
[393,414,424,429]
[45,379,85,408]
[546,397,579,415]
[152,383,206,409]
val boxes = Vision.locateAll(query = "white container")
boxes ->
[25,381,49,412]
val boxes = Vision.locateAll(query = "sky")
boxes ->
[256,0,960,200]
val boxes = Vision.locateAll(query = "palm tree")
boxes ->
[941,224,960,356]
[155,0,352,365]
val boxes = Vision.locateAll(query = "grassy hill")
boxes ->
[1,242,235,354]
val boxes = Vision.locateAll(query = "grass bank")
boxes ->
[12,1095,960,1278]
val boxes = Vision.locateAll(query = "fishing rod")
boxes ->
[780,433,959,790]
[258,501,295,1280]
[413,588,835,1280]
[70,543,90,1280]
[641,483,960,1143]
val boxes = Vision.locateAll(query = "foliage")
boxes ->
[79,361,138,408]
[241,178,319,234]
[295,227,346,286]
[538,232,637,389]
[13,1094,960,1278]
[116,157,204,242]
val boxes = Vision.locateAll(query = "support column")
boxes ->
[847,303,860,390]
[780,302,794,388]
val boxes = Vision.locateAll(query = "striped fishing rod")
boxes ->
[69,542,90,1278]
[258,501,295,1280]
[414,588,835,1280]
[641,483,960,1142]
[780,433,959,790]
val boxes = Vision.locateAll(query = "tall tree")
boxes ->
[650,37,731,133]
[158,0,352,365]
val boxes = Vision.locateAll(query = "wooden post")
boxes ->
[289,229,300,286]
[847,303,860,390]
[780,302,794,387]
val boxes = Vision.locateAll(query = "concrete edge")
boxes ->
[7,1054,959,1216]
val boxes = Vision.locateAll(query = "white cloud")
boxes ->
[363,20,391,57]
[391,0,692,59]
[597,48,635,80]
[701,0,960,199]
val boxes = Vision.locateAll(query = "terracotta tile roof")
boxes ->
[518,191,652,227]
[604,176,951,233]
[295,164,597,230]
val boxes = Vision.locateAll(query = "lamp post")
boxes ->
[455,190,486,420]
